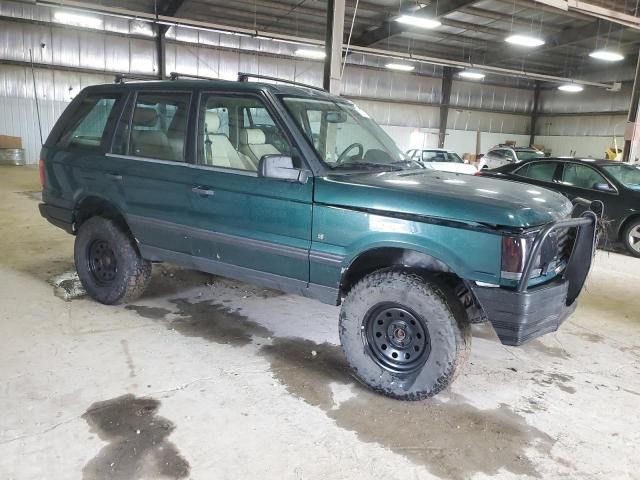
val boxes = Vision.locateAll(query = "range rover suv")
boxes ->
[39,74,598,400]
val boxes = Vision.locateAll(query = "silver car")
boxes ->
[481,145,545,169]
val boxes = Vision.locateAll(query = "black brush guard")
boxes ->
[471,206,599,346]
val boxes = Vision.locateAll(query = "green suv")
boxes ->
[39,75,598,400]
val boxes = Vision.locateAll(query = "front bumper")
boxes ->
[471,211,598,346]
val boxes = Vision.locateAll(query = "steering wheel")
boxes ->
[336,143,364,165]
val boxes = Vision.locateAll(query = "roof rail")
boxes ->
[114,73,156,84]
[169,72,218,81]
[237,72,326,92]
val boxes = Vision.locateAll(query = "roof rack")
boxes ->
[169,72,218,81]
[237,72,326,92]
[114,73,156,84]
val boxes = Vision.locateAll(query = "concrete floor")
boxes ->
[0,165,639,480]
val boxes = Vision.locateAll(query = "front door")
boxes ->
[187,92,313,291]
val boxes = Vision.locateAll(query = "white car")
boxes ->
[407,149,478,175]
[481,145,545,169]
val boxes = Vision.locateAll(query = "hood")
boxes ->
[315,169,573,229]
[424,163,478,175]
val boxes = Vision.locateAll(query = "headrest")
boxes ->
[240,128,266,145]
[205,111,220,133]
[133,107,158,127]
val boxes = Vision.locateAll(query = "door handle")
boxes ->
[191,186,215,197]
[106,173,122,181]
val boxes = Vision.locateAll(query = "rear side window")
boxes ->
[57,95,120,150]
[127,92,191,162]
[516,161,557,182]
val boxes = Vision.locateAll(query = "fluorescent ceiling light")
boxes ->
[558,84,584,93]
[53,10,103,29]
[459,70,485,80]
[385,63,415,71]
[505,34,545,47]
[295,48,326,59]
[396,15,441,29]
[589,50,624,62]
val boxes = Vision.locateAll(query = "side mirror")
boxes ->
[259,155,309,183]
[593,182,615,192]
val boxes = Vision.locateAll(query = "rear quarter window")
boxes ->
[57,94,121,150]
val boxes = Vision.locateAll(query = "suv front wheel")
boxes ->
[339,270,470,400]
[74,216,152,305]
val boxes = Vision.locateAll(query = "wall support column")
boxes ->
[323,0,345,94]
[156,26,167,79]
[529,80,541,147]
[624,50,640,162]
[438,67,453,149]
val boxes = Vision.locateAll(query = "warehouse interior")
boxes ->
[1,0,640,479]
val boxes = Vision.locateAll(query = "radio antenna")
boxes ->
[29,48,44,146]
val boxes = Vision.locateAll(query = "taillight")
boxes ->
[501,236,531,280]
[39,158,45,187]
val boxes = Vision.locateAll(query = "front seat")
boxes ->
[240,128,279,166]
[203,112,255,170]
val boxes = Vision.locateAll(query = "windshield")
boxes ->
[282,97,410,170]
[516,150,545,161]
[602,164,640,190]
[421,151,463,163]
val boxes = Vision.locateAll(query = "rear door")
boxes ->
[106,90,195,257]
[187,91,313,290]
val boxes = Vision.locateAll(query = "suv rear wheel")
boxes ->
[74,216,152,305]
[339,270,470,400]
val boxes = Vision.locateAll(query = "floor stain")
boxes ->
[532,370,576,394]
[120,339,136,379]
[125,305,172,320]
[522,339,570,359]
[18,190,43,202]
[48,270,86,301]
[82,394,190,480]
[571,330,605,344]
[128,297,556,480]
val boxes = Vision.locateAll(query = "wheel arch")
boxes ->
[618,213,640,240]
[339,246,462,297]
[73,195,131,236]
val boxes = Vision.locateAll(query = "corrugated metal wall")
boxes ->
[0,0,625,163]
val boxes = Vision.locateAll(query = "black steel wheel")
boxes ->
[363,304,431,374]
[75,216,152,305]
[339,270,470,400]
[87,239,118,285]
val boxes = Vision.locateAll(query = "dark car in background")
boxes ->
[478,158,640,257]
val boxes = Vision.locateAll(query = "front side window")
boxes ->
[129,92,190,162]
[602,164,640,191]
[516,161,558,182]
[58,94,120,150]
[197,94,291,172]
[283,97,408,171]
[562,163,608,190]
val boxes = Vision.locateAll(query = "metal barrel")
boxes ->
[0,148,26,166]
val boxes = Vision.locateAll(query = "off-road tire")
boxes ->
[74,216,152,305]
[622,218,640,258]
[339,270,471,400]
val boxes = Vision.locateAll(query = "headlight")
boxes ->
[501,230,570,281]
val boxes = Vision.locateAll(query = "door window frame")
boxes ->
[110,89,194,164]
[558,161,619,194]
[193,90,311,175]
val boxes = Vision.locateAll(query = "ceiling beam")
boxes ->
[353,0,479,47]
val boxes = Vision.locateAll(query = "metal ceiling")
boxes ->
[22,0,640,82]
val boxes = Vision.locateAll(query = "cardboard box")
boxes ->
[504,140,517,146]
[0,135,22,149]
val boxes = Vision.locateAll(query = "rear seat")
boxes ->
[131,107,181,161]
